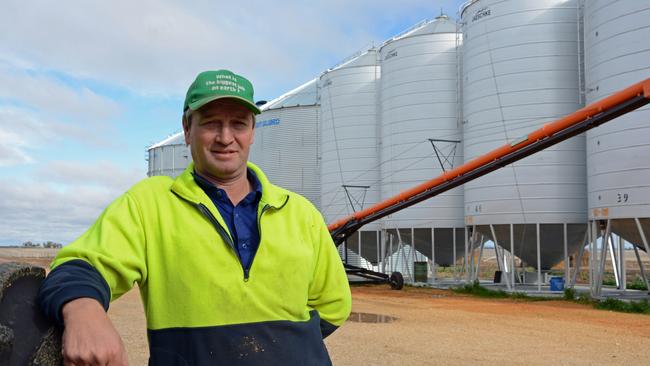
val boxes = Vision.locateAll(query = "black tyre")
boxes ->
[389,272,404,290]
[0,263,61,365]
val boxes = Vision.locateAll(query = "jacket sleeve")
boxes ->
[307,211,351,338]
[39,191,148,323]
[38,259,111,325]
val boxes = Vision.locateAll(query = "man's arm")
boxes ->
[307,211,352,338]
[39,191,147,365]
[40,261,129,365]
[60,298,129,365]
[39,259,110,324]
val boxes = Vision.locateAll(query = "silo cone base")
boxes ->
[0,263,62,365]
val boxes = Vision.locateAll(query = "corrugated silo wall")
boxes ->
[148,139,190,179]
[249,106,321,208]
[320,51,382,267]
[585,0,650,247]
[379,19,465,266]
[461,0,587,269]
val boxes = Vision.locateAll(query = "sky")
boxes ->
[0,0,466,246]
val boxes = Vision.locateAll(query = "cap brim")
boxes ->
[188,95,262,115]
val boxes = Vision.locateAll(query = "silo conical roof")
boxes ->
[148,132,184,150]
[260,78,319,111]
[381,15,457,50]
[409,15,457,36]
[328,48,378,71]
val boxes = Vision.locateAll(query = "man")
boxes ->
[39,70,352,365]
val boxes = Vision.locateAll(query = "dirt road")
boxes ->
[105,284,650,366]
[327,286,650,365]
[4,253,650,365]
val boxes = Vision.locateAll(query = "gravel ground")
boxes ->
[4,253,650,365]
[103,284,650,366]
[327,285,650,366]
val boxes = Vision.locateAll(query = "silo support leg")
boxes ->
[537,223,541,292]
[634,218,650,294]
[387,234,393,274]
[608,237,620,289]
[411,228,416,280]
[590,220,598,297]
[470,229,479,281]
[452,228,458,281]
[358,233,362,270]
[569,232,588,288]
[490,224,511,290]
[596,220,612,297]
[475,236,486,282]
[497,243,512,290]
[431,228,436,283]
[377,233,381,272]
[380,234,384,274]
[562,223,571,284]
[635,218,650,258]
[510,223,516,289]
[467,229,477,282]
[463,226,469,279]
[617,235,626,290]
[632,246,650,294]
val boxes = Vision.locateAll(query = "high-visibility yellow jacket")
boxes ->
[45,162,351,365]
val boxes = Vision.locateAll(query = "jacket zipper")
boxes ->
[196,203,250,277]
[243,204,271,280]
[197,195,288,281]
[245,196,288,280]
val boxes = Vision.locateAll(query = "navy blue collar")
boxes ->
[192,168,263,202]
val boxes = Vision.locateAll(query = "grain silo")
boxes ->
[320,49,381,264]
[379,15,465,267]
[249,79,321,208]
[585,0,650,291]
[461,0,587,276]
[147,133,189,178]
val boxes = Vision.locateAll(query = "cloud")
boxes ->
[0,0,460,99]
[0,0,465,245]
[0,62,124,159]
[0,64,121,120]
[35,160,142,192]
[0,142,32,167]
[0,112,34,166]
[0,107,118,166]
[0,161,145,245]
[0,181,113,244]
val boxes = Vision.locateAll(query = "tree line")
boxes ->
[21,241,63,248]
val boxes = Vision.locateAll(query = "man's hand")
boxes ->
[61,298,129,366]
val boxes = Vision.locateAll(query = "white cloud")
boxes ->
[0,0,465,245]
[0,0,460,98]
[0,142,32,167]
[0,107,118,166]
[0,64,121,120]
[0,161,145,245]
[0,181,114,246]
[0,115,33,166]
[35,160,143,193]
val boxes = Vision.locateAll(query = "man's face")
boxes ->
[183,99,255,182]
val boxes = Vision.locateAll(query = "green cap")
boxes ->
[184,70,261,115]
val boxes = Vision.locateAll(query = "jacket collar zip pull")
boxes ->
[196,203,236,253]
[197,202,261,282]
[243,204,273,282]
[183,175,290,282]
[244,196,288,282]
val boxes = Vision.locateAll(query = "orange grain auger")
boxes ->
[329,78,650,289]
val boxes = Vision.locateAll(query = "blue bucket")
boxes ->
[549,276,565,291]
